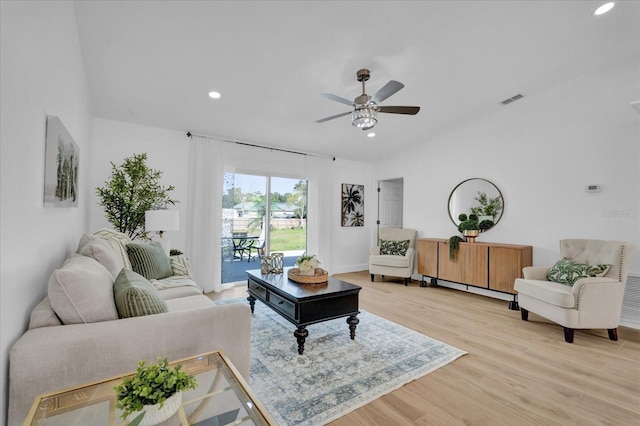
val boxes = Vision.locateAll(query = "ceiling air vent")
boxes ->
[501,93,524,105]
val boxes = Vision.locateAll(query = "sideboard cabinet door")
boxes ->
[489,245,533,294]
[417,239,438,278]
[438,242,489,287]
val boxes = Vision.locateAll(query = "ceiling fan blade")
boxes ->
[320,93,355,107]
[371,80,404,103]
[315,111,352,123]
[378,106,420,115]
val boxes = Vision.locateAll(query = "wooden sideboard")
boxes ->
[417,238,532,309]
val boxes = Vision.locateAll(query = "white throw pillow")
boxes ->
[93,228,133,269]
[48,253,119,324]
[77,233,124,280]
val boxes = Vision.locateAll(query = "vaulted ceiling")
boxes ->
[73,1,639,162]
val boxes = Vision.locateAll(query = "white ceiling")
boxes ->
[73,1,639,162]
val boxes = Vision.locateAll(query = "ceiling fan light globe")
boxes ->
[352,106,378,129]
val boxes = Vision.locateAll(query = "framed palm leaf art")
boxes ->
[341,183,364,227]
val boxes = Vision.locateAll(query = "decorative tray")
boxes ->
[287,268,329,284]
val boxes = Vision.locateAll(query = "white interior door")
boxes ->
[378,179,403,229]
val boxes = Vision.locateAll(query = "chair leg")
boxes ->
[608,328,618,341]
[370,274,374,282]
[404,278,408,286]
[520,308,529,321]
[563,327,574,343]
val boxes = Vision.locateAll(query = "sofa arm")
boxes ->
[370,246,380,255]
[522,266,550,280]
[9,302,251,425]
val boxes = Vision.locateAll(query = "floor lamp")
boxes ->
[145,210,179,255]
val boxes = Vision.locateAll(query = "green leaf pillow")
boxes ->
[126,242,173,280]
[379,239,410,256]
[546,258,610,286]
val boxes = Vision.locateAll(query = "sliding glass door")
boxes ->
[221,173,307,284]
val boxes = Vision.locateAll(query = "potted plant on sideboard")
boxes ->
[457,214,480,243]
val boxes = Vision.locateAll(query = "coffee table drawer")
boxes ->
[269,292,296,320]
[249,280,267,300]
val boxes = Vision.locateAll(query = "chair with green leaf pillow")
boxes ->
[369,228,417,286]
[514,239,635,343]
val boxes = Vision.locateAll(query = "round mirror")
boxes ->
[448,178,504,232]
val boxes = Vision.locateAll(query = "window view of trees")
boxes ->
[221,174,308,283]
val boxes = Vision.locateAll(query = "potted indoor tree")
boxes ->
[114,357,197,426]
[96,153,178,241]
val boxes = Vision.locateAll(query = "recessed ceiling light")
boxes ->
[208,91,221,99]
[593,2,615,16]
[367,132,376,138]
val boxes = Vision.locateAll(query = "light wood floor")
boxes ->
[209,271,640,426]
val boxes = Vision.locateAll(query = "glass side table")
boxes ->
[24,351,275,425]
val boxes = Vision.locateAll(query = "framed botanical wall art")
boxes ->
[341,183,364,227]
[43,115,79,207]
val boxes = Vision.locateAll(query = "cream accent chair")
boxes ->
[369,228,417,286]
[514,239,636,343]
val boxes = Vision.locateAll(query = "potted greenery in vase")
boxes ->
[458,214,480,243]
[295,253,321,275]
[114,357,197,426]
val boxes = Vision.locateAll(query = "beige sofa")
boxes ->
[8,230,251,425]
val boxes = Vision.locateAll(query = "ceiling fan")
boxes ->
[316,69,420,131]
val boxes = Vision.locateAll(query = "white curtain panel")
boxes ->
[186,137,227,293]
[304,155,333,272]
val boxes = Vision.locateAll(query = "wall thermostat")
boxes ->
[586,185,601,193]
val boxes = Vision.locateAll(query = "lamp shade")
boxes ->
[145,210,179,232]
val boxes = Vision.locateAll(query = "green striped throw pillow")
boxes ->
[126,242,173,280]
[114,269,168,318]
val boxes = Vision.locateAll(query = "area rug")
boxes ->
[215,298,466,425]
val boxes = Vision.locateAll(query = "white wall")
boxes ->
[90,119,190,251]
[0,1,93,423]
[329,159,375,274]
[376,57,640,275]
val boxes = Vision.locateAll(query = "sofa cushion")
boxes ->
[94,228,133,269]
[158,285,204,300]
[514,278,577,308]
[48,254,119,324]
[380,239,410,256]
[113,269,168,318]
[126,242,173,280]
[369,254,411,268]
[165,295,214,312]
[546,257,610,286]
[77,233,124,280]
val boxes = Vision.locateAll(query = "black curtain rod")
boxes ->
[186,131,335,161]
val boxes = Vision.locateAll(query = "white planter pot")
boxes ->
[297,267,316,276]
[125,391,182,426]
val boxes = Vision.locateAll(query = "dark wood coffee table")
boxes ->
[246,268,361,355]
